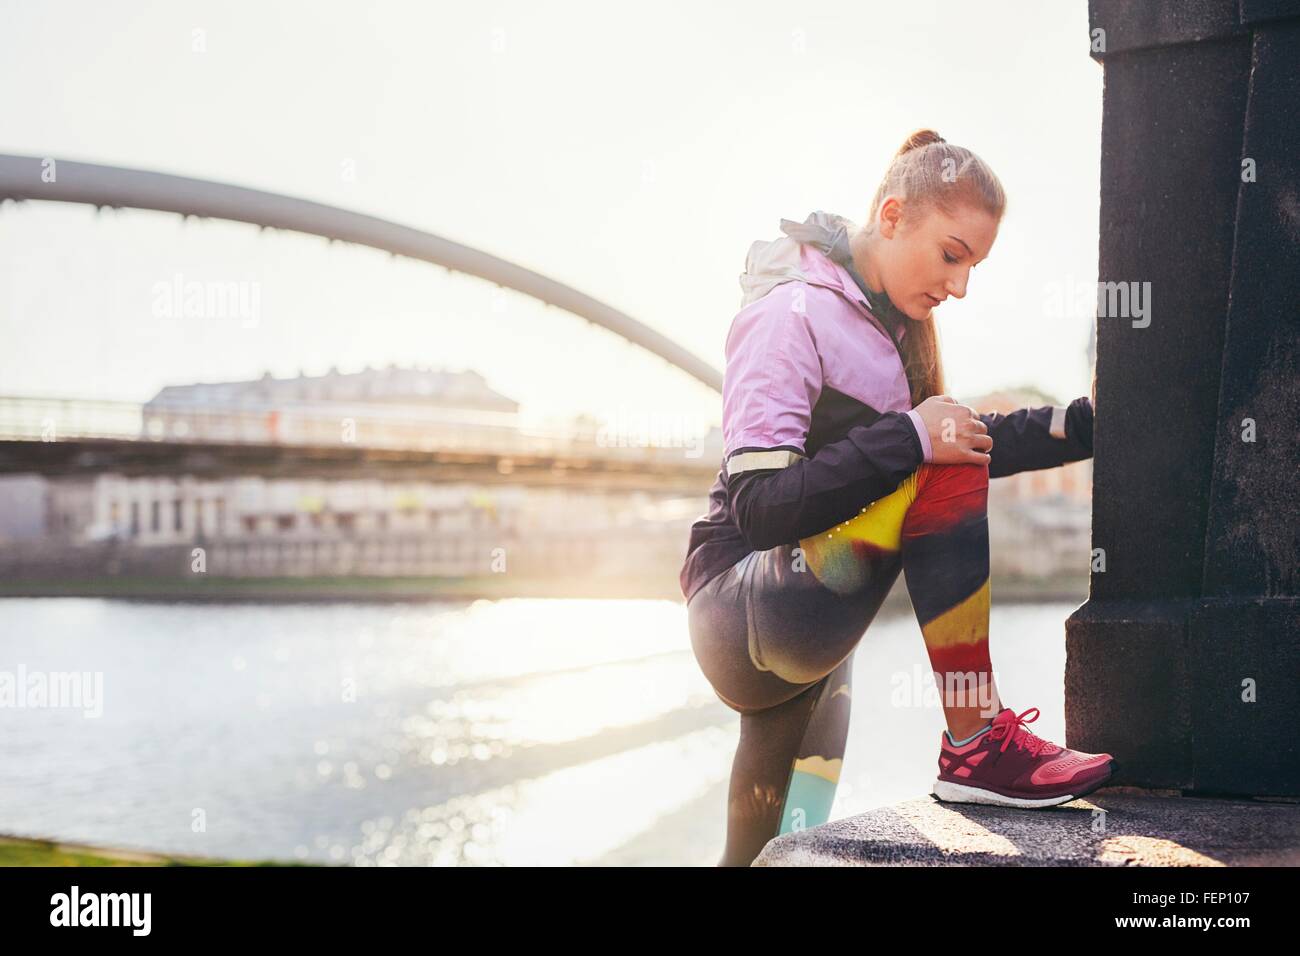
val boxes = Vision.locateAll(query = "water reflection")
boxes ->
[0,596,1076,865]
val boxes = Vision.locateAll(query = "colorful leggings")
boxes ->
[687,462,994,866]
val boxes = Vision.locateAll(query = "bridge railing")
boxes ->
[0,395,145,442]
[0,395,721,466]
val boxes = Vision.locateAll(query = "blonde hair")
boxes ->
[864,129,1007,406]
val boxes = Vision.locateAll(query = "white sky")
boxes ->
[0,0,1102,433]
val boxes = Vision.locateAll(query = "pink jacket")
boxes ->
[724,223,933,467]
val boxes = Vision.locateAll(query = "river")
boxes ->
[0,595,1080,866]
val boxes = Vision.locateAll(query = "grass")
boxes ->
[0,574,683,602]
[0,834,323,867]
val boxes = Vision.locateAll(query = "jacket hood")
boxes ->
[739,210,910,342]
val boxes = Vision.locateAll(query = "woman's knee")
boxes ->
[904,461,989,536]
[917,460,990,493]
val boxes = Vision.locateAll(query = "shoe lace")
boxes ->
[989,707,1061,758]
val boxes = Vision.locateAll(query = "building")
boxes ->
[971,388,1094,581]
[6,365,700,582]
[141,364,521,448]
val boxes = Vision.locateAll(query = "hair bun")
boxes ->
[898,128,945,156]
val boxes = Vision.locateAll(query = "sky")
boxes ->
[0,0,1103,435]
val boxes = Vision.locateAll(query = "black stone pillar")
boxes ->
[1066,1,1300,796]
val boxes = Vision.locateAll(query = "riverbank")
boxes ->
[0,833,318,867]
[0,574,683,602]
[0,574,1087,604]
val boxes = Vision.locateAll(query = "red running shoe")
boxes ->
[932,706,1115,808]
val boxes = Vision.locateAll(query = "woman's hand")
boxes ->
[912,394,993,465]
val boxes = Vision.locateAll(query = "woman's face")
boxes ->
[874,197,1000,321]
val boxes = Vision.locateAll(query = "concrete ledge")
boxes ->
[753,788,1300,866]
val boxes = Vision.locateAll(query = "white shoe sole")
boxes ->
[932,779,1081,808]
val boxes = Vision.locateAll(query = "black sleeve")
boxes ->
[726,410,923,552]
[979,396,1093,479]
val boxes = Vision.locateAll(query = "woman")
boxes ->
[681,129,1113,867]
